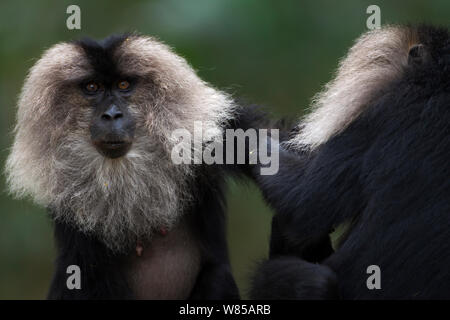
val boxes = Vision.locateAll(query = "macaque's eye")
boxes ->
[117,80,130,91]
[85,82,100,93]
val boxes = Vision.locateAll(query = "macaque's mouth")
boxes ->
[103,141,126,147]
[93,139,133,158]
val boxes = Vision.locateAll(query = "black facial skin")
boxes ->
[84,79,136,159]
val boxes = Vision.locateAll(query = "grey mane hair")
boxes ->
[287,25,418,151]
[5,36,235,252]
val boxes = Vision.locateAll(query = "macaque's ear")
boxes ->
[408,44,430,65]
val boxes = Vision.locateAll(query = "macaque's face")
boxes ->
[40,35,167,160]
[82,77,137,158]
[69,36,160,159]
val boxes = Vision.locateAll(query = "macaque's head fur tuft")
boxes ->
[288,25,421,150]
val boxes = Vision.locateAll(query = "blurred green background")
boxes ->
[0,0,448,299]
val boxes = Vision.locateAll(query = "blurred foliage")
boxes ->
[0,0,448,299]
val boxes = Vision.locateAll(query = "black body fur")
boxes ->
[251,25,450,299]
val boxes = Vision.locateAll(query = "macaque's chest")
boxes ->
[126,218,202,299]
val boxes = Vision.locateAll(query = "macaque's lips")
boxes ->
[103,140,127,148]
[93,139,132,158]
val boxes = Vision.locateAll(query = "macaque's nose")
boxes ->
[101,104,123,121]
